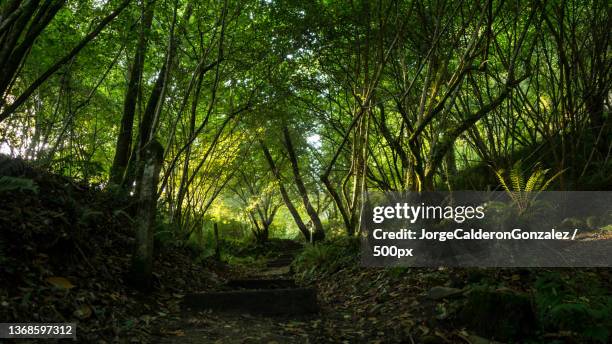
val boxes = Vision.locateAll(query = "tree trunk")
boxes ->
[443,142,457,190]
[347,111,369,236]
[110,0,155,186]
[130,139,164,291]
[122,59,167,190]
[282,126,325,241]
[260,141,311,241]
[213,222,221,260]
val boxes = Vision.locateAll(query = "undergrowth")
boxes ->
[292,236,360,282]
[534,272,612,343]
[292,235,612,343]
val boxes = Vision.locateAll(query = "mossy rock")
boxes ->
[459,287,536,342]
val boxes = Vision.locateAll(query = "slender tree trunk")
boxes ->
[123,59,167,190]
[110,0,155,185]
[261,141,311,241]
[345,110,369,236]
[124,0,198,191]
[130,139,164,290]
[282,126,325,241]
[443,142,457,190]
[213,222,220,260]
[172,64,206,227]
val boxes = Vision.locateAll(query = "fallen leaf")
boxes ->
[165,330,185,337]
[426,286,463,300]
[46,277,75,289]
[73,304,92,319]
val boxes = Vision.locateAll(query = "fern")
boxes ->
[293,237,360,282]
[494,168,511,193]
[0,176,39,194]
[494,161,565,215]
[510,160,525,192]
[525,166,545,192]
[539,169,565,191]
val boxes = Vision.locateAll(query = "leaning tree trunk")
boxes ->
[282,126,325,241]
[260,141,311,241]
[130,139,164,290]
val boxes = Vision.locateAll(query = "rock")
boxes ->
[426,286,464,300]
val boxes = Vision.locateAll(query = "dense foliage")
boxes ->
[1,0,610,241]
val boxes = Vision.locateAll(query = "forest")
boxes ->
[0,0,611,343]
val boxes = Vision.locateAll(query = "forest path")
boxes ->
[153,241,322,343]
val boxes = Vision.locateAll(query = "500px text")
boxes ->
[372,245,413,258]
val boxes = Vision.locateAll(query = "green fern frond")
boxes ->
[526,168,548,192]
[495,168,521,204]
[495,168,511,192]
[540,169,566,191]
[510,160,525,192]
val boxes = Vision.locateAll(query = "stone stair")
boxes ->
[183,241,317,315]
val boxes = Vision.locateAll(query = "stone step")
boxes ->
[225,279,297,289]
[184,288,318,315]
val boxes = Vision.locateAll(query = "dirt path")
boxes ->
[152,241,323,344]
[154,311,315,343]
